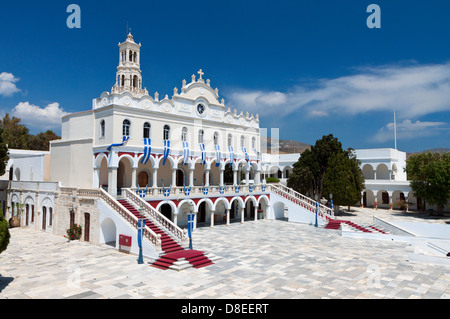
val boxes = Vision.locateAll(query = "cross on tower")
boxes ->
[197,69,204,80]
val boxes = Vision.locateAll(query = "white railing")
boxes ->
[130,183,267,198]
[269,184,334,220]
[59,187,162,250]
[123,188,188,245]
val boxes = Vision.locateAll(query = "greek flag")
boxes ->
[228,146,234,167]
[187,213,194,239]
[253,148,261,159]
[162,184,171,197]
[182,141,189,165]
[219,185,227,194]
[214,145,221,167]
[140,138,151,165]
[162,140,170,166]
[249,184,254,193]
[184,185,191,196]
[136,185,148,198]
[235,185,240,193]
[199,143,206,165]
[137,218,146,249]
[242,147,249,163]
[202,184,209,195]
[107,135,130,151]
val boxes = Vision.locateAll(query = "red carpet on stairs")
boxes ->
[325,219,373,233]
[118,200,214,270]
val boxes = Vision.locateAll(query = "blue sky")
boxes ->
[0,0,449,153]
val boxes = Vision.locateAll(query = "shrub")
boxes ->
[66,224,82,240]
[265,177,280,183]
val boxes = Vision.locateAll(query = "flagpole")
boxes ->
[394,110,397,150]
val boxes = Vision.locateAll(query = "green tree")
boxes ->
[406,152,450,214]
[27,130,60,151]
[0,208,10,254]
[0,113,30,149]
[288,134,364,210]
[0,127,9,176]
[322,149,365,211]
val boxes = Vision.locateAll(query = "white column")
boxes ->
[171,168,177,187]
[254,206,258,221]
[189,168,194,187]
[210,210,215,228]
[131,167,137,188]
[233,169,238,186]
[205,169,210,187]
[245,169,250,186]
[219,168,224,186]
[93,168,100,188]
[108,167,118,197]
[226,209,230,226]
[240,207,245,224]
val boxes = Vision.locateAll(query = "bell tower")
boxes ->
[112,31,148,96]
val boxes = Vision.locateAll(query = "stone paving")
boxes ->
[0,207,449,299]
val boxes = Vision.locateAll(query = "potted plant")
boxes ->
[65,224,82,241]
[9,203,24,228]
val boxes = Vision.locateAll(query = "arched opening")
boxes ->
[14,167,20,181]
[143,122,150,139]
[100,218,117,247]
[117,157,133,193]
[99,156,108,190]
[133,75,138,88]
[376,164,389,180]
[122,119,130,136]
[160,203,172,221]
[198,202,207,223]
[363,190,375,207]
[176,169,185,187]
[273,201,287,220]
[362,164,374,180]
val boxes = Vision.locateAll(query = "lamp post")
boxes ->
[187,201,194,250]
[314,194,319,228]
[137,205,146,264]
[329,193,333,216]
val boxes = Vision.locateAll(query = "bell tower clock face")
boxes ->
[197,103,206,115]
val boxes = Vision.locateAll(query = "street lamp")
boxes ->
[187,201,194,250]
[137,205,146,264]
[329,193,333,216]
[314,194,319,228]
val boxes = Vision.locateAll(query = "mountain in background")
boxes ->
[261,137,311,154]
[261,137,449,157]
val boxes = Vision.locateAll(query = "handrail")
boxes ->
[123,188,188,245]
[269,183,334,219]
[97,188,162,250]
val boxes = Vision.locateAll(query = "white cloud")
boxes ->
[0,72,21,96]
[372,119,450,143]
[225,62,450,119]
[11,102,68,130]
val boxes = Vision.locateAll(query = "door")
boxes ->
[138,171,148,187]
[84,213,90,242]
[42,206,46,230]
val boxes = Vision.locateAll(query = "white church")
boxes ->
[0,32,434,263]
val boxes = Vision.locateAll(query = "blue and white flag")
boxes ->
[242,147,249,163]
[253,148,261,159]
[202,184,209,195]
[162,140,170,166]
[214,145,221,167]
[228,146,234,167]
[184,185,191,196]
[187,213,194,239]
[136,185,147,198]
[249,184,254,193]
[162,184,171,197]
[140,138,151,165]
[107,136,130,151]
[137,218,147,248]
[199,143,206,165]
[219,185,227,194]
[235,185,240,193]
[182,141,189,165]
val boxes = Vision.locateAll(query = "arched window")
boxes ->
[129,50,133,62]
[252,137,256,149]
[198,129,204,144]
[133,52,137,62]
[213,132,219,145]
[133,75,138,88]
[100,120,105,138]
[143,122,150,139]
[240,135,245,148]
[121,75,125,86]
[123,119,130,136]
[163,125,170,140]
[228,134,232,147]
[181,127,188,142]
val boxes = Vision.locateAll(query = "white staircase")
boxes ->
[268,184,334,225]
